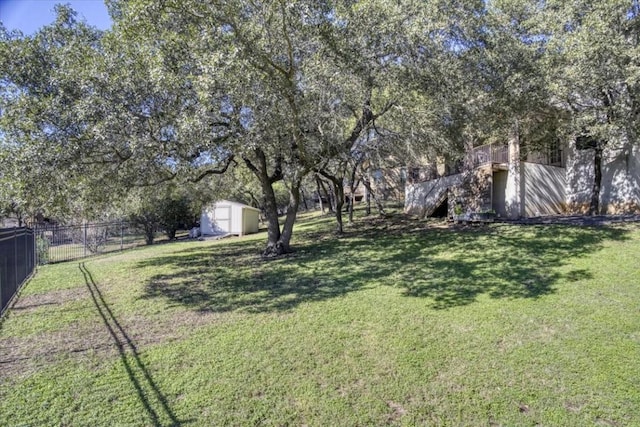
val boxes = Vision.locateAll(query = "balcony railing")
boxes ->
[526,149,564,167]
[472,143,565,168]
[472,144,509,167]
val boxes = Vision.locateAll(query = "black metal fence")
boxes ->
[34,222,151,265]
[0,227,36,315]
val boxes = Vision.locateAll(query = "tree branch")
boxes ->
[189,155,236,182]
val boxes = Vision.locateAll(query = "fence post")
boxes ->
[14,227,18,291]
[34,228,37,269]
[83,222,88,257]
[33,226,37,266]
[121,222,124,251]
[25,229,28,278]
[23,229,26,280]
[0,258,7,315]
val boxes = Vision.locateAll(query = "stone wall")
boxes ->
[404,167,492,218]
[449,166,493,216]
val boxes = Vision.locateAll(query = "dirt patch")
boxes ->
[10,287,87,313]
[0,309,224,383]
[386,400,407,423]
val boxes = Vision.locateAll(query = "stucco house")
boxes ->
[405,137,640,219]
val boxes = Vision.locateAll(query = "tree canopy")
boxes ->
[1,0,639,251]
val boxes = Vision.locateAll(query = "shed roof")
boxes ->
[207,200,261,212]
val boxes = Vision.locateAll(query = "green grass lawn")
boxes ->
[1,213,639,426]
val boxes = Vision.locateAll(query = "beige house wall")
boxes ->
[403,136,640,218]
[566,141,640,214]
[522,163,566,216]
[370,167,406,203]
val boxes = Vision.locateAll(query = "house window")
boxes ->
[372,169,383,184]
[399,167,407,186]
[576,133,598,150]
[410,167,420,181]
[548,139,563,166]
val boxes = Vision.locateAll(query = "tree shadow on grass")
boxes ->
[138,238,372,314]
[136,219,631,312]
[356,222,627,309]
[79,263,187,426]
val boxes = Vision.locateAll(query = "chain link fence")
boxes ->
[0,227,36,315]
[34,222,151,265]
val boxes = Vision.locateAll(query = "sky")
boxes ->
[0,0,112,34]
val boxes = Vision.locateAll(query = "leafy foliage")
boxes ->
[1,0,639,241]
[126,188,198,244]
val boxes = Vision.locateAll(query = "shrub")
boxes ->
[157,196,195,240]
[128,195,197,244]
[36,236,50,265]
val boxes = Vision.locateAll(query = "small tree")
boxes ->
[157,196,196,240]
[127,189,198,244]
[128,209,160,245]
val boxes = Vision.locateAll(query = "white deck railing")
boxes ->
[472,144,509,167]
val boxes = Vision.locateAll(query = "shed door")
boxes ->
[214,205,232,233]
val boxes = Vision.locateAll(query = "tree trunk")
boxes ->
[347,161,360,224]
[348,180,361,223]
[144,226,155,245]
[243,149,288,256]
[277,179,301,253]
[300,187,309,211]
[259,176,283,256]
[260,179,301,257]
[315,177,325,213]
[348,194,354,223]
[327,183,337,213]
[361,179,385,216]
[334,182,345,234]
[317,176,334,213]
[317,191,324,213]
[589,145,603,216]
[165,228,177,240]
[363,173,371,215]
[317,169,345,233]
[365,190,371,215]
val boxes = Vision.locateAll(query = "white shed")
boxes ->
[200,200,261,236]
